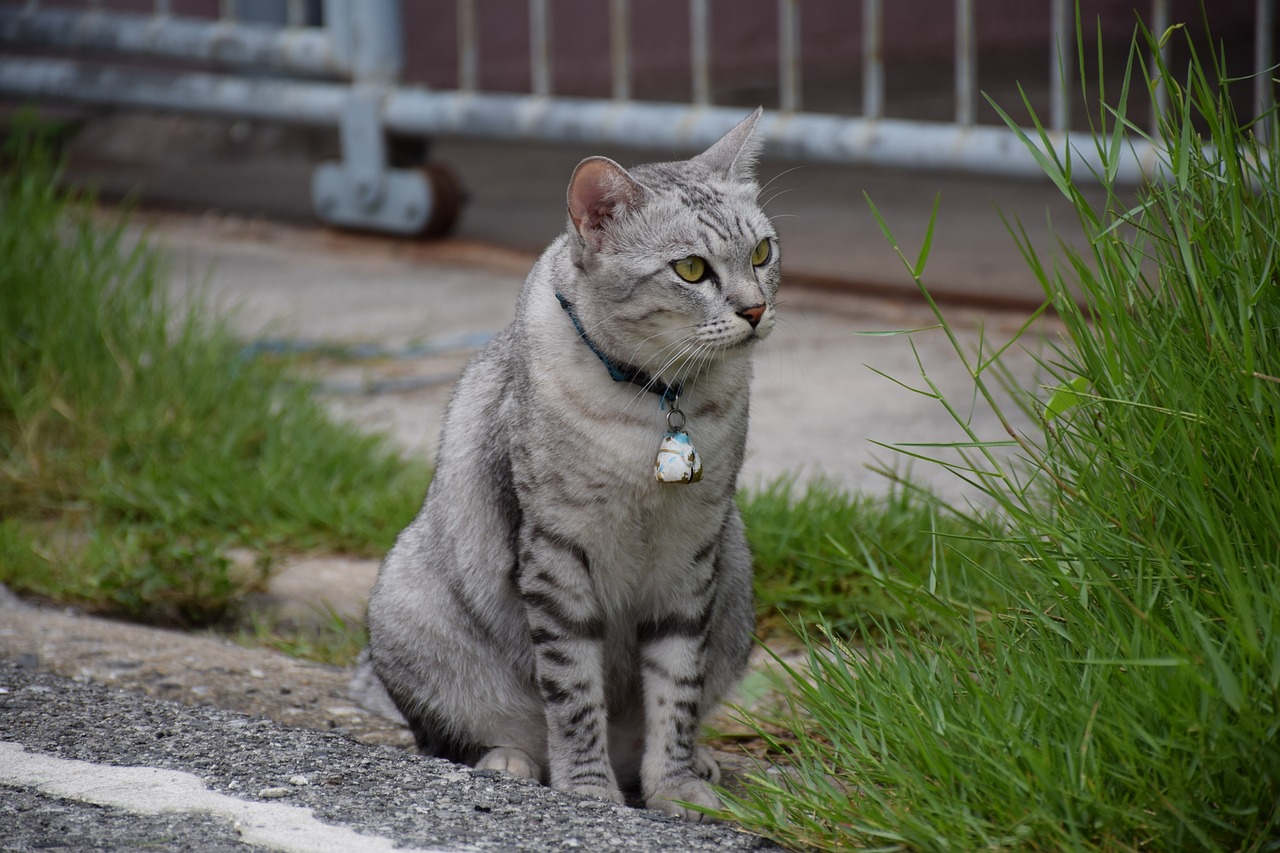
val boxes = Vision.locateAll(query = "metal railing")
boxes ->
[0,0,1274,236]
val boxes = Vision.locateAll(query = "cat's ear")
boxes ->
[567,156,646,246]
[694,107,764,183]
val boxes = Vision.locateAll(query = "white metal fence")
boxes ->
[0,0,1274,236]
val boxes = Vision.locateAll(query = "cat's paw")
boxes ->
[563,781,626,805]
[693,746,721,784]
[646,775,722,822]
[476,747,542,782]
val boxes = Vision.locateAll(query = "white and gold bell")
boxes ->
[654,431,703,484]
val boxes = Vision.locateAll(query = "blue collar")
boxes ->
[555,292,682,406]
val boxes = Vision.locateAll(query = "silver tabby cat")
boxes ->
[361,109,778,821]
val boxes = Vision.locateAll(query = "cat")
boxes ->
[360,108,778,821]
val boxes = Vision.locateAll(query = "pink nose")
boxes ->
[737,304,766,328]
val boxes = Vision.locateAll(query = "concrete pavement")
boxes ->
[155,211,1048,501]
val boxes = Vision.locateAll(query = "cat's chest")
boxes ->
[532,375,743,490]
[517,372,743,546]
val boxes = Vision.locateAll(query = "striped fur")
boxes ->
[361,109,777,821]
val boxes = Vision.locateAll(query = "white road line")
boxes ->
[0,741,457,853]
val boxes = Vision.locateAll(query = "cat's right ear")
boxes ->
[567,157,646,248]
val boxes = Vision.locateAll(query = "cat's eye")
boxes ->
[751,238,772,267]
[673,256,708,283]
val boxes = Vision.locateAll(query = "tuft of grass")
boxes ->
[722,19,1280,851]
[0,126,425,626]
[228,606,368,667]
[741,478,1009,639]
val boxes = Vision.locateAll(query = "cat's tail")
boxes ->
[348,648,409,725]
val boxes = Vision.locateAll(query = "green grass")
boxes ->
[741,478,1009,639]
[720,19,1280,851]
[0,124,425,626]
[228,606,369,667]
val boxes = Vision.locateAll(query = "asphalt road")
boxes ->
[1,661,775,852]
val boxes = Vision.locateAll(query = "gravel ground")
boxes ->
[1,588,789,851]
[1,661,776,851]
[0,587,413,750]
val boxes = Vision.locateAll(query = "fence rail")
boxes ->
[0,0,1273,236]
[0,6,342,77]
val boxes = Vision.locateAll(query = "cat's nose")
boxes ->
[736,304,767,328]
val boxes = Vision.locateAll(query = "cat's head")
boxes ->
[561,109,779,384]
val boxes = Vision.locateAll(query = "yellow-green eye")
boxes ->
[673,256,707,282]
[751,238,772,267]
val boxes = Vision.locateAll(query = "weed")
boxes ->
[722,19,1280,851]
[0,124,425,627]
[742,478,1008,639]
[229,605,368,667]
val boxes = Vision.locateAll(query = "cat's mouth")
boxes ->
[715,322,772,353]
[699,329,765,358]
[735,319,773,348]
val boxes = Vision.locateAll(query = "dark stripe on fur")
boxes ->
[520,590,605,639]
[697,213,731,242]
[692,535,719,566]
[446,576,498,646]
[529,627,562,645]
[636,613,705,644]
[541,647,572,667]
[675,699,700,718]
[379,674,484,765]
[538,676,573,704]
[566,769,612,786]
[531,569,566,591]
[565,705,594,727]
[640,658,673,680]
[530,524,592,574]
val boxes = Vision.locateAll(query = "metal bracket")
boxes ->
[310,87,433,235]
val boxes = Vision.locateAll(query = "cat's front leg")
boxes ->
[517,527,622,804]
[637,613,722,821]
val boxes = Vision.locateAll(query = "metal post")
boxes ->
[1049,0,1073,132]
[862,0,883,119]
[779,0,801,112]
[955,0,976,126]
[530,0,551,97]
[310,0,435,235]
[458,0,478,92]
[347,0,402,85]
[1254,0,1274,142]
[1150,0,1169,133]
[610,0,631,101]
[691,0,710,106]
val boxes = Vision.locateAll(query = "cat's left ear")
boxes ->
[694,107,765,183]
[567,156,647,247]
